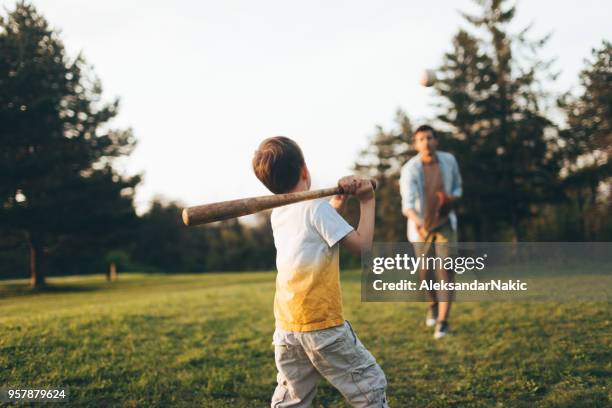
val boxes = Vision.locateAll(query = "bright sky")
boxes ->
[4,1,611,212]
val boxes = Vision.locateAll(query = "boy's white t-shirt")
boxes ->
[271,198,353,332]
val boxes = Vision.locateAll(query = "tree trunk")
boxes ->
[29,233,45,289]
[474,214,483,242]
[109,262,118,282]
[512,220,520,243]
[577,189,585,240]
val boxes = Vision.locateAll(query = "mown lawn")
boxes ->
[0,271,610,407]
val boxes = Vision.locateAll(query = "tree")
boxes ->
[352,110,414,242]
[0,2,139,287]
[433,0,562,241]
[557,41,612,239]
[130,199,275,273]
[561,41,612,158]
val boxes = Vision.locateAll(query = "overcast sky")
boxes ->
[3,0,611,212]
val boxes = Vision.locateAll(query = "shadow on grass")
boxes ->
[0,271,275,300]
[0,282,108,298]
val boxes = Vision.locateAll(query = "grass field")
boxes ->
[1,271,610,407]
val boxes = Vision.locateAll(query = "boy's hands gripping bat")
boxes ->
[182,179,376,226]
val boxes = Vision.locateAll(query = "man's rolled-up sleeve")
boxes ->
[451,156,463,198]
[400,167,417,211]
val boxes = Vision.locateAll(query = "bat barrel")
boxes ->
[182,187,341,226]
[182,179,377,227]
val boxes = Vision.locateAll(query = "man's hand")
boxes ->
[436,192,453,217]
[404,209,427,240]
[412,216,427,240]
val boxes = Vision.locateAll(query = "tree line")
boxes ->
[1,1,610,287]
[350,0,610,243]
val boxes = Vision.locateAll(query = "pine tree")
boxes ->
[561,41,612,157]
[557,41,612,239]
[434,0,562,240]
[0,2,139,287]
[352,110,414,242]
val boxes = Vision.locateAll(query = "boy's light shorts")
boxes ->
[271,321,389,408]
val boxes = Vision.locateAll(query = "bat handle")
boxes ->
[336,178,378,194]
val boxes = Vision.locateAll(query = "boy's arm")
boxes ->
[340,179,375,256]
[329,194,348,213]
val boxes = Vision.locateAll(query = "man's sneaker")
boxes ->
[426,304,438,327]
[434,321,449,339]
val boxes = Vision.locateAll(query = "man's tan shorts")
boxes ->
[271,321,389,407]
[412,226,457,302]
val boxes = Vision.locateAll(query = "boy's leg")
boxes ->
[272,341,321,408]
[303,322,389,408]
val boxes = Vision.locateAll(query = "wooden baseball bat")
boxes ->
[182,180,376,226]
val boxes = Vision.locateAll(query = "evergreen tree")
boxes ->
[561,41,612,158]
[0,2,139,287]
[434,0,562,241]
[557,41,612,239]
[130,200,275,273]
[352,110,414,242]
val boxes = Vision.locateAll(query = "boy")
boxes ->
[252,136,389,407]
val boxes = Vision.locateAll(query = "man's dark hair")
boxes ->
[252,136,305,193]
[414,124,437,139]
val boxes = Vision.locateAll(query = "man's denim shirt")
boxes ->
[399,150,463,242]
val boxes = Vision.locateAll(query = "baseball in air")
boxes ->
[419,69,436,87]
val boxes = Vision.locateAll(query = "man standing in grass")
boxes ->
[253,136,389,407]
[400,125,462,339]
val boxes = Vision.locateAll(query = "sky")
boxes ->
[3,0,611,212]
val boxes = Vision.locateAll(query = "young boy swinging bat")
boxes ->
[252,136,389,407]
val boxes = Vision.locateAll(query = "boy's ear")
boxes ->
[300,164,309,180]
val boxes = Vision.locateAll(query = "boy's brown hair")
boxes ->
[252,136,305,194]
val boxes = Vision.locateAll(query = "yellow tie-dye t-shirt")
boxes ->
[271,199,354,332]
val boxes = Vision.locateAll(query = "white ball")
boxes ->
[419,69,436,87]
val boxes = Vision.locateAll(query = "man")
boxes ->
[399,125,462,339]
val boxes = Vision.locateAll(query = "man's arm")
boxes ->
[403,208,424,227]
[436,192,460,216]
[436,156,463,215]
[400,166,425,228]
[451,155,463,198]
[399,164,428,239]
[403,208,428,240]
[400,165,420,222]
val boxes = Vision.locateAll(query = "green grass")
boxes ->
[1,271,610,407]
